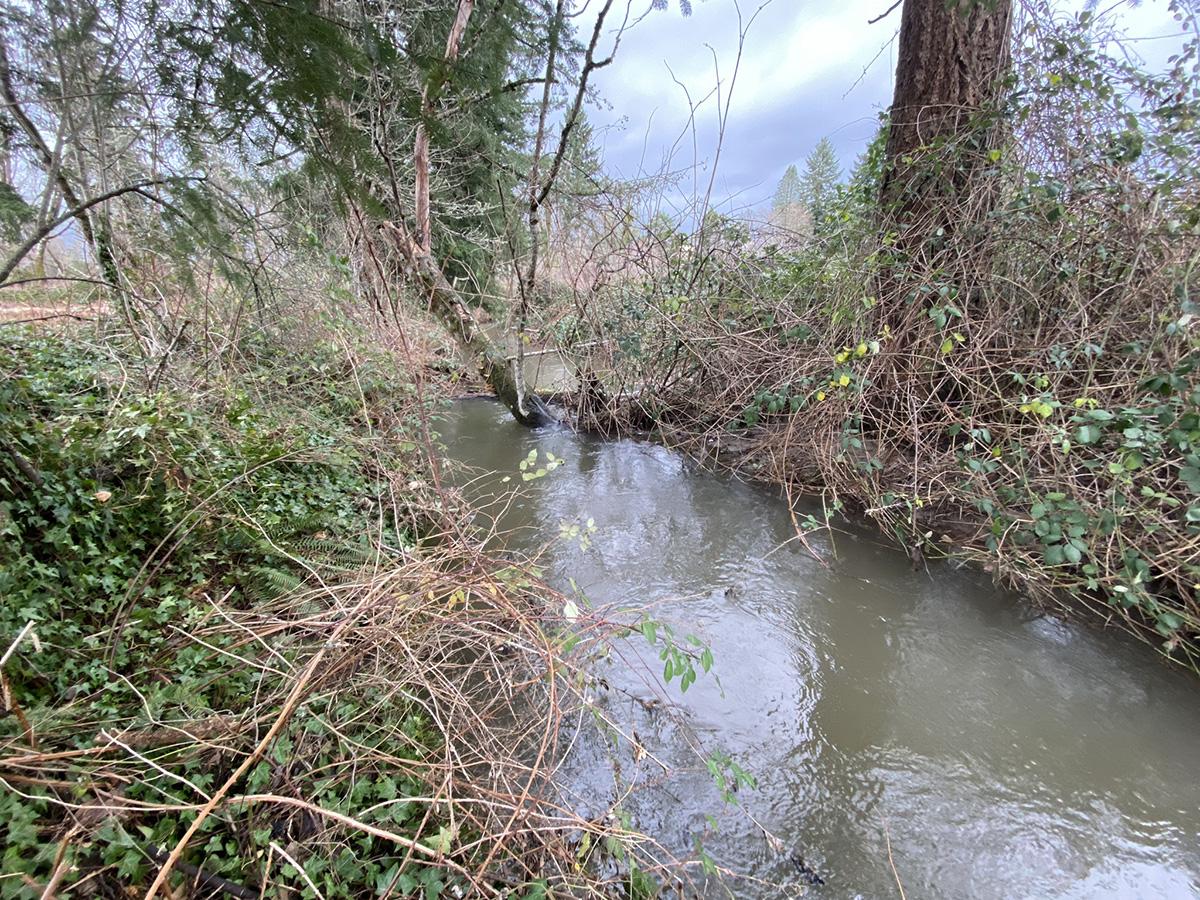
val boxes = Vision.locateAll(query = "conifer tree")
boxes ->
[800,137,842,235]
[772,164,801,211]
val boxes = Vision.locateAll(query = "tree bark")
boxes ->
[880,0,1012,249]
[413,0,475,254]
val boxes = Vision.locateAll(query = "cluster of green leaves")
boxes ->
[638,618,714,694]
[0,180,35,242]
[704,750,756,806]
[0,333,414,708]
[1015,4,1200,206]
[961,350,1200,644]
[735,380,813,429]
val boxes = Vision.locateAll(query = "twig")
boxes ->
[147,846,258,900]
[868,0,904,25]
[148,319,190,390]
[881,815,907,900]
[0,443,42,487]
[236,795,491,892]
[0,621,38,748]
[0,621,35,668]
[0,313,96,325]
[269,842,324,899]
[39,827,80,899]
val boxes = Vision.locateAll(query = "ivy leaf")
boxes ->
[1156,612,1183,636]
[424,824,455,855]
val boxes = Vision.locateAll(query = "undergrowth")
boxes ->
[0,324,669,898]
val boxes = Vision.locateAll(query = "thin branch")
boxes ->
[868,0,904,26]
[0,179,179,284]
[146,846,257,900]
[0,313,95,325]
[533,0,625,210]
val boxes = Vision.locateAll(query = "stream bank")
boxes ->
[440,397,1200,900]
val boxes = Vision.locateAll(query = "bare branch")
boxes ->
[0,180,180,284]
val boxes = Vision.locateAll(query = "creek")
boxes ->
[437,398,1200,899]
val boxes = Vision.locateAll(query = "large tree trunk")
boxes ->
[880,0,1012,252]
[867,0,1014,461]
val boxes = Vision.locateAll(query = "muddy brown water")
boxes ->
[437,398,1200,899]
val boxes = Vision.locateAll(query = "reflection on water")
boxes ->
[438,399,1200,899]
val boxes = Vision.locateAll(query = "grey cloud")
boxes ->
[587,0,897,215]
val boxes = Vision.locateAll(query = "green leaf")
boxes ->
[1156,612,1183,636]
[1181,466,1200,493]
[424,825,455,855]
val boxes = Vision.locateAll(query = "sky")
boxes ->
[582,0,1191,219]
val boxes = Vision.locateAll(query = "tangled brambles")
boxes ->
[530,10,1200,669]
[0,326,681,897]
[2,553,672,897]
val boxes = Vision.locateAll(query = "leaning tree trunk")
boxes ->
[401,0,619,429]
[879,0,1012,258]
[401,0,552,427]
[393,225,552,426]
